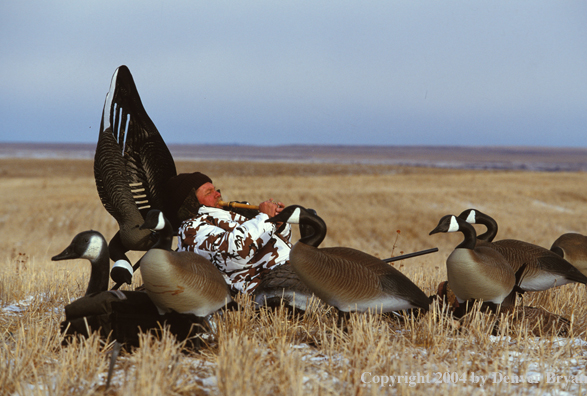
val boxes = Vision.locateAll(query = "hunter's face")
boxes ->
[196,182,222,208]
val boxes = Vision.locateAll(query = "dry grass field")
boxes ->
[2,157,587,395]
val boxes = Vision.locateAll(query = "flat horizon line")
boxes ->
[1,141,586,151]
[1,141,586,172]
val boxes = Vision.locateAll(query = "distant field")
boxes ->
[1,156,587,395]
[3,142,587,171]
[1,156,586,260]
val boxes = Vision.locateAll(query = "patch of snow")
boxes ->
[531,200,573,213]
[2,296,35,314]
[201,376,217,388]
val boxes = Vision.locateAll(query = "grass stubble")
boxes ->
[1,158,587,395]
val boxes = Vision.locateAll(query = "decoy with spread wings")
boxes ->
[93,66,177,285]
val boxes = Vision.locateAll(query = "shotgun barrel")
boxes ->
[383,247,439,263]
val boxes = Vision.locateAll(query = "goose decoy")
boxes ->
[138,209,232,318]
[265,205,431,313]
[457,209,587,292]
[94,65,177,285]
[429,215,516,307]
[52,230,110,295]
[551,233,587,277]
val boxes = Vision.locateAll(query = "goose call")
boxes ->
[218,200,260,210]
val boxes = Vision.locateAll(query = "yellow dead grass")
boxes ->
[1,158,587,395]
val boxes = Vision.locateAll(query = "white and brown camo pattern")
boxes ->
[177,206,292,294]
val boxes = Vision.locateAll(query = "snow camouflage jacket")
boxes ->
[177,206,292,294]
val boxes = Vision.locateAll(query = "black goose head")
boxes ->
[457,209,477,224]
[299,208,318,239]
[457,208,498,242]
[52,230,107,262]
[429,215,461,236]
[140,209,167,231]
[266,205,326,248]
[429,215,477,250]
[52,230,110,295]
[139,209,173,250]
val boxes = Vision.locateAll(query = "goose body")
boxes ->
[94,65,177,282]
[139,210,231,317]
[292,242,430,312]
[551,233,587,277]
[52,231,110,295]
[430,215,515,304]
[458,209,587,291]
[266,206,431,313]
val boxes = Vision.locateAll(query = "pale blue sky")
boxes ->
[1,1,586,146]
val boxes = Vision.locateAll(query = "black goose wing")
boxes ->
[94,65,177,222]
[493,239,587,284]
[535,251,587,284]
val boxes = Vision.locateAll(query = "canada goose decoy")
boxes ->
[94,65,177,286]
[551,233,587,277]
[52,230,110,295]
[53,232,127,386]
[429,215,516,307]
[138,209,231,319]
[458,209,587,292]
[265,205,431,313]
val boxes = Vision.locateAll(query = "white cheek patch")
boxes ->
[448,216,460,233]
[466,210,477,224]
[113,259,133,275]
[288,207,301,224]
[83,235,104,260]
[156,211,166,230]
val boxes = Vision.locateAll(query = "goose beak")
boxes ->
[139,221,155,231]
[51,244,77,261]
[429,215,457,235]
[266,211,290,224]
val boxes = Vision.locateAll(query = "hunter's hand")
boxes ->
[259,199,285,226]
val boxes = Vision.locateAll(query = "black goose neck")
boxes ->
[476,213,498,242]
[152,220,174,250]
[456,221,477,250]
[299,213,327,248]
[87,243,110,294]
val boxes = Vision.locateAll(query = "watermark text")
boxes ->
[360,371,587,387]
